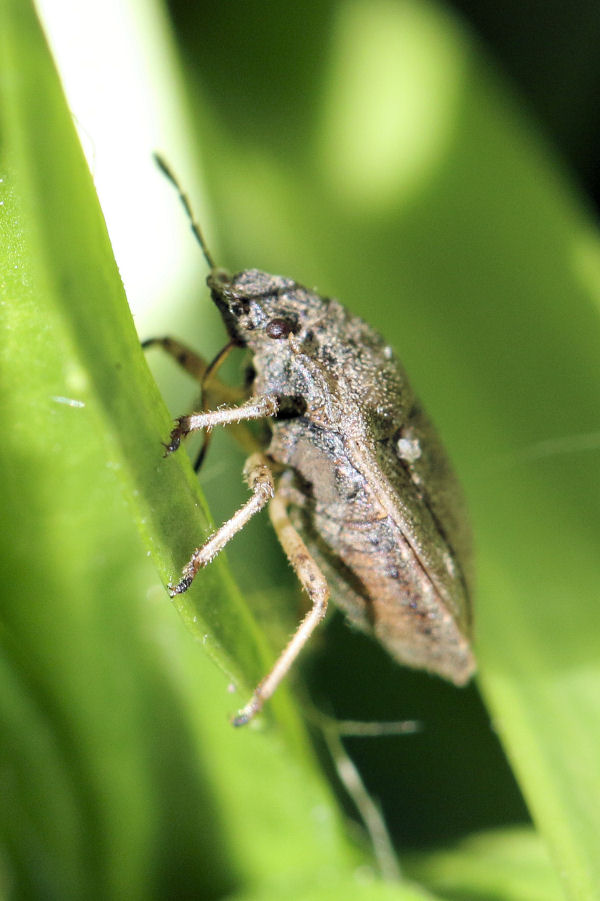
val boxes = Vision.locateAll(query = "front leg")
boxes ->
[165,394,278,454]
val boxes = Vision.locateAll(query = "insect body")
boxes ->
[150,159,475,725]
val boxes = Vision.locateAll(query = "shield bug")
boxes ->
[147,156,475,726]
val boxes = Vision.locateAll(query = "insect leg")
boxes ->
[143,336,243,399]
[169,453,275,595]
[192,341,241,470]
[143,337,262,467]
[274,470,308,509]
[165,394,278,453]
[142,336,213,381]
[232,490,330,727]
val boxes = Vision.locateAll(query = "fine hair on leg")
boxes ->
[169,453,275,596]
[232,490,330,726]
[164,394,278,454]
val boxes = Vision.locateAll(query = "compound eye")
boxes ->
[266,317,294,339]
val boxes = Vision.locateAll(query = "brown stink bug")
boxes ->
[146,157,475,726]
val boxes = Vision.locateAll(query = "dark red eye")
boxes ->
[266,318,294,339]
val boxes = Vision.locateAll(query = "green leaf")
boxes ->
[407,827,564,901]
[226,880,443,901]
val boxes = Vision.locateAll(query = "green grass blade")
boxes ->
[407,827,564,901]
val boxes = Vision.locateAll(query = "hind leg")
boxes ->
[232,490,330,726]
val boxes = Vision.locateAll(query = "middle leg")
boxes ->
[169,452,275,595]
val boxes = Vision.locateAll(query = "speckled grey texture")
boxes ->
[208,268,475,685]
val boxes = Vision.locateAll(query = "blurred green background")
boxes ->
[1,0,599,899]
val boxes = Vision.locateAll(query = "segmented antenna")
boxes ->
[153,153,216,271]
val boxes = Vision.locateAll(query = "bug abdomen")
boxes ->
[305,506,475,685]
[271,418,475,685]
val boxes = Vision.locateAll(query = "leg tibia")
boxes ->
[232,491,329,726]
[169,453,274,595]
[165,394,278,454]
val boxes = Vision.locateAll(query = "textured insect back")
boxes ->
[151,158,475,725]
